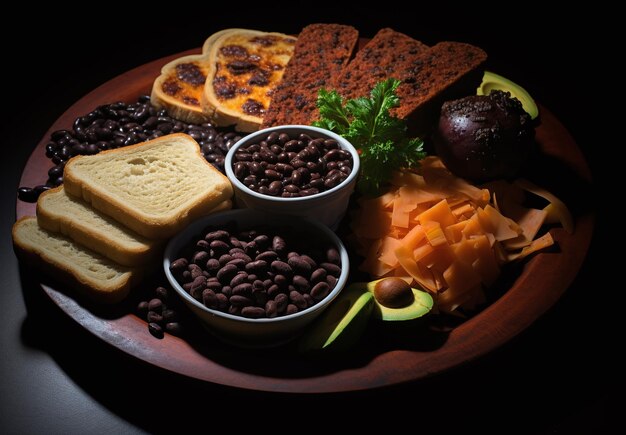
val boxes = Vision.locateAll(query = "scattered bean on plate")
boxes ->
[137,285,184,339]
[169,223,342,319]
[18,95,244,202]
[231,131,353,197]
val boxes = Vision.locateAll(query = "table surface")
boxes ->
[1,9,617,434]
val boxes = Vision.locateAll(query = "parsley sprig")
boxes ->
[313,78,426,195]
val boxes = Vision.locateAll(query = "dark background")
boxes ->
[1,5,616,434]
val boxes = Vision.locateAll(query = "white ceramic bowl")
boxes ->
[163,209,350,348]
[225,125,360,229]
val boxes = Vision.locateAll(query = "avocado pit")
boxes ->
[373,277,414,308]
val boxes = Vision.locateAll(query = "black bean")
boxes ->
[229,306,242,316]
[265,300,278,318]
[311,282,331,301]
[190,276,207,299]
[205,230,230,242]
[148,323,164,339]
[155,286,169,301]
[286,304,299,315]
[147,311,163,324]
[278,133,290,144]
[210,240,230,253]
[217,254,232,266]
[326,275,338,288]
[170,258,188,274]
[215,293,229,311]
[292,275,310,293]
[196,240,211,251]
[233,283,253,297]
[188,264,203,279]
[230,295,253,307]
[242,306,266,318]
[267,284,281,298]
[288,256,311,275]
[193,251,209,266]
[234,162,248,178]
[206,258,220,271]
[226,258,246,270]
[202,289,218,308]
[206,281,223,292]
[17,187,37,202]
[311,268,327,284]
[275,293,288,312]
[137,301,149,317]
[230,273,248,288]
[321,262,342,277]
[274,274,288,287]
[148,298,163,312]
[217,264,239,283]
[246,259,268,274]
[271,260,292,276]
[272,236,287,254]
[289,291,308,310]
[255,251,278,262]
[300,188,319,196]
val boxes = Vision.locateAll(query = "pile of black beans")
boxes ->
[18,95,243,202]
[137,285,184,339]
[169,224,342,319]
[231,131,353,197]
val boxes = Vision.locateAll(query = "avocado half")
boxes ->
[363,279,433,321]
[298,286,374,354]
[477,71,539,120]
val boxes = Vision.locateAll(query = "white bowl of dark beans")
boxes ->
[225,125,360,229]
[164,209,349,347]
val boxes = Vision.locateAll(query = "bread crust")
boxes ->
[12,217,140,303]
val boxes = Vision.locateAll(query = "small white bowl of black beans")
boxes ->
[225,125,360,229]
[164,209,349,348]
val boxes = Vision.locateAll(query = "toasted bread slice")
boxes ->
[202,29,296,132]
[260,24,359,128]
[151,29,240,123]
[63,133,233,239]
[332,28,429,100]
[12,217,139,303]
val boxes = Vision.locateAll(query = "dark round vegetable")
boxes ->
[434,90,534,181]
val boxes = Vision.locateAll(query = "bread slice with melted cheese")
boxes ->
[151,29,239,124]
[202,29,296,132]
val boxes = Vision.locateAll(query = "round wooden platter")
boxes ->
[16,49,594,393]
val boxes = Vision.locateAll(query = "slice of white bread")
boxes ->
[150,29,244,124]
[37,186,160,267]
[63,133,233,239]
[202,29,296,132]
[12,217,139,303]
[37,186,232,267]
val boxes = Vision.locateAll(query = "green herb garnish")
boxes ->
[313,78,426,195]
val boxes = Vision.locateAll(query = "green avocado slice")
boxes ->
[298,286,374,353]
[364,279,434,321]
[477,71,539,120]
